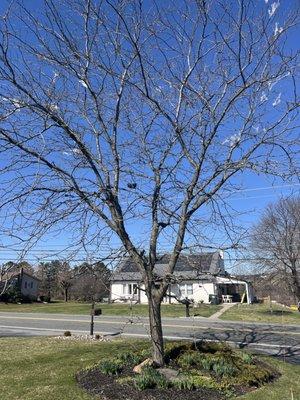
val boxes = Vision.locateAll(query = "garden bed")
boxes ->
[76,341,279,400]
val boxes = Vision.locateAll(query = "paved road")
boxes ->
[0,312,299,364]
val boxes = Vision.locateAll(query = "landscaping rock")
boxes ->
[133,358,155,374]
[157,368,179,381]
[53,334,108,342]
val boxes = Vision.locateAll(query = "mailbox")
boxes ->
[94,308,102,317]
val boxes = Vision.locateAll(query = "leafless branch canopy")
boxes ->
[0,1,299,358]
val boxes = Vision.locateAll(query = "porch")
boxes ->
[216,277,254,304]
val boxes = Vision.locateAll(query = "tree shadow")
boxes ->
[187,325,300,365]
[260,310,294,316]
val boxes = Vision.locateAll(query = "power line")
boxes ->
[228,183,300,194]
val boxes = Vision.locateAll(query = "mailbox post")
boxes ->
[90,302,102,335]
[90,302,95,335]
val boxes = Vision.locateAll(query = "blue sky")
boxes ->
[0,0,299,270]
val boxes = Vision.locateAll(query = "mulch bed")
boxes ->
[76,366,226,400]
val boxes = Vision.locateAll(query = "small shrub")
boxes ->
[237,364,272,386]
[95,334,101,340]
[195,341,231,354]
[63,331,71,337]
[164,342,193,363]
[134,367,169,390]
[99,359,122,376]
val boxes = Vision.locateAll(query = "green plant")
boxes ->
[195,341,231,354]
[63,331,71,337]
[212,360,237,377]
[117,351,148,366]
[164,342,193,363]
[134,367,169,390]
[177,351,203,369]
[172,377,195,390]
[116,376,134,386]
[200,356,214,371]
[172,373,219,391]
[94,334,101,340]
[239,352,253,364]
[98,359,122,376]
[238,364,273,386]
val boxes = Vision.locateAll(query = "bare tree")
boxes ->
[57,261,73,302]
[72,261,110,301]
[250,196,300,303]
[0,0,299,365]
[0,262,15,296]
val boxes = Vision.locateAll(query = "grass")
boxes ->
[220,303,300,325]
[0,337,299,400]
[0,300,220,318]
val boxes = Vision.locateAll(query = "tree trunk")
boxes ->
[64,287,68,302]
[147,290,164,366]
[291,267,300,303]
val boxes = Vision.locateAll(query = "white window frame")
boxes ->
[186,283,193,295]
[122,283,138,296]
[179,283,193,297]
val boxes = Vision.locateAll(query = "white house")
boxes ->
[110,251,254,305]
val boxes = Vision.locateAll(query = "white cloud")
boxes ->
[268,1,280,17]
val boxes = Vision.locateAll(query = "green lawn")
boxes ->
[220,303,300,325]
[0,301,220,318]
[0,337,299,400]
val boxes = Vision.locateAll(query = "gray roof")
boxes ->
[111,252,224,282]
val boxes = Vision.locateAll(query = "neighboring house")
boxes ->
[110,251,254,304]
[0,268,40,301]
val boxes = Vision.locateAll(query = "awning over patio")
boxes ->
[216,276,254,304]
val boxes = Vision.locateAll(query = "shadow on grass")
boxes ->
[260,310,294,316]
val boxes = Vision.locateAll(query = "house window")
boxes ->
[132,284,138,294]
[30,282,33,289]
[128,284,132,295]
[179,284,186,296]
[122,284,127,295]
[24,281,27,289]
[122,283,138,296]
[179,283,193,297]
[187,284,193,295]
